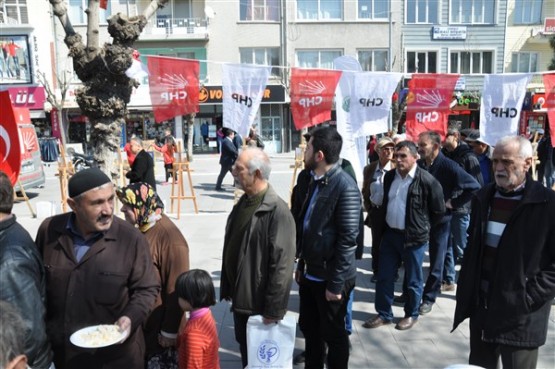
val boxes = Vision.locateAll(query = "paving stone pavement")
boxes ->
[12,152,555,369]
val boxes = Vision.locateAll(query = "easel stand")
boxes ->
[56,143,73,213]
[13,180,36,217]
[169,143,198,218]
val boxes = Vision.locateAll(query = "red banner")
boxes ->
[0,91,23,185]
[290,68,342,130]
[50,108,61,139]
[147,56,200,123]
[543,73,555,145]
[405,74,460,141]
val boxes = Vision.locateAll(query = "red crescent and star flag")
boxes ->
[0,90,23,185]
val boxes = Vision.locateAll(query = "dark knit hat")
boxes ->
[68,168,112,198]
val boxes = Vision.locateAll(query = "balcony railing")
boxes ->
[143,17,209,38]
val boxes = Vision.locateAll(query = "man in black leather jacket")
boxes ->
[0,171,53,368]
[295,126,361,369]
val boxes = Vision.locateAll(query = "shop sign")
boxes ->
[198,85,286,104]
[4,86,46,110]
[451,93,480,111]
[432,26,467,40]
[544,18,555,34]
[50,108,61,139]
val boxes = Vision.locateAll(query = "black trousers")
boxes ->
[299,277,355,369]
[164,163,173,182]
[469,306,539,369]
[233,312,251,369]
[215,163,232,189]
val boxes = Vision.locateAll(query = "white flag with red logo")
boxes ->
[290,68,342,130]
[348,71,403,137]
[147,56,199,123]
[222,63,271,138]
[479,73,531,146]
[542,73,555,145]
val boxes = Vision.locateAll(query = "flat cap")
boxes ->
[68,167,111,198]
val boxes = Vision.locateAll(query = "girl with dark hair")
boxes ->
[175,269,220,369]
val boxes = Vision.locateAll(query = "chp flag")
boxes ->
[290,68,342,130]
[0,90,22,185]
[147,56,200,123]
[222,63,271,138]
[542,73,555,146]
[405,73,460,141]
[479,73,531,146]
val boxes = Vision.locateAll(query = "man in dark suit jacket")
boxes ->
[126,137,156,191]
[215,128,238,191]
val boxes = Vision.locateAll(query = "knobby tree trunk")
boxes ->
[185,113,195,162]
[49,0,169,179]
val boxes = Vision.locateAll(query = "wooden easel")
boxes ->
[56,143,73,213]
[170,142,198,218]
[13,180,36,217]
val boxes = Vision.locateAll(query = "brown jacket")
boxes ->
[36,214,159,369]
[143,214,190,356]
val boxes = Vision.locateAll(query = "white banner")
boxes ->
[349,72,403,137]
[479,73,531,146]
[334,56,365,185]
[222,63,271,138]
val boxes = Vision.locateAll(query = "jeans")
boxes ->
[299,276,355,369]
[443,212,470,284]
[345,289,354,335]
[423,216,451,303]
[375,229,427,320]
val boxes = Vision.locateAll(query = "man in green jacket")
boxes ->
[220,147,296,369]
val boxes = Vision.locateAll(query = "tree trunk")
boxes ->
[50,0,169,180]
[186,113,195,162]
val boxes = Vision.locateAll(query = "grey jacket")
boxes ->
[220,185,296,319]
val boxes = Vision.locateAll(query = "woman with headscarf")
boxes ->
[117,182,190,367]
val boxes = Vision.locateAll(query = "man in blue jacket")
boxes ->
[215,128,239,191]
[453,135,555,368]
[416,131,480,315]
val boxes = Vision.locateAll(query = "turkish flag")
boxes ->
[0,90,23,186]
[405,74,460,141]
[147,56,200,123]
[542,73,555,145]
[290,68,342,130]
[99,0,108,10]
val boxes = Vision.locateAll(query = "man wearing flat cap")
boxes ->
[35,168,160,369]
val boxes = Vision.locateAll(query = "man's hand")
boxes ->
[263,317,280,325]
[295,270,302,285]
[115,316,131,343]
[445,199,453,209]
[325,289,342,302]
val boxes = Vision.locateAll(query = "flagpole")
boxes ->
[388,8,393,132]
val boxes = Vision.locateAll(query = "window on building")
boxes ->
[297,0,342,20]
[69,0,111,24]
[511,52,538,73]
[240,47,281,77]
[406,51,437,73]
[406,0,438,24]
[450,0,494,24]
[450,51,493,74]
[358,49,389,71]
[513,0,542,24]
[296,50,343,68]
[240,0,280,21]
[2,0,28,24]
[357,0,388,19]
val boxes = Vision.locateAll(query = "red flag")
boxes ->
[542,73,555,145]
[290,68,342,130]
[99,0,108,10]
[405,74,460,141]
[0,91,23,185]
[147,56,200,123]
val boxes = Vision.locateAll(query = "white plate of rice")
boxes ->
[70,324,128,348]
